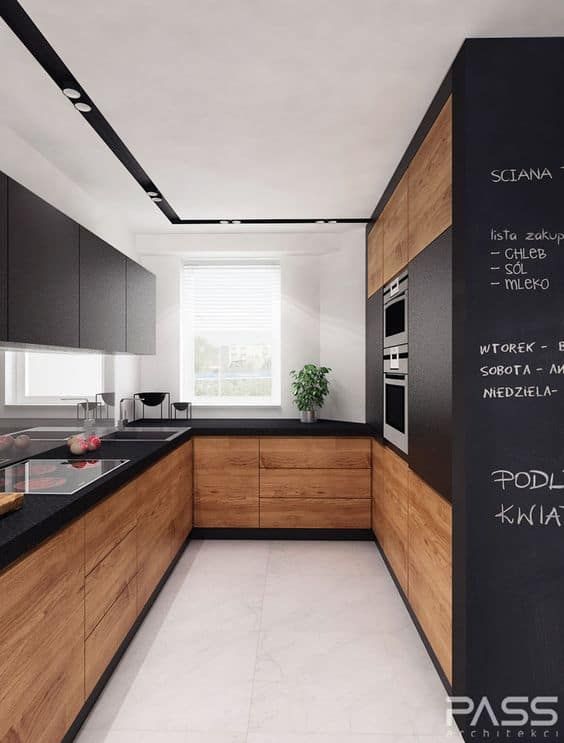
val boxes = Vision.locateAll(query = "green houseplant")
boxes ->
[290,363,332,423]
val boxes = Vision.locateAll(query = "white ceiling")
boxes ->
[1,0,564,236]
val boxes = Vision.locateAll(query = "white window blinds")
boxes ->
[182,263,281,405]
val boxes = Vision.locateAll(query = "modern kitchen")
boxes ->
[1,2,564,743]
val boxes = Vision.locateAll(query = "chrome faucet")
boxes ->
[119,398,133,429]
[60,396,96,432]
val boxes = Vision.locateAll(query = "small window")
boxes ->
[5,351,104,405]
[182,262,281,406]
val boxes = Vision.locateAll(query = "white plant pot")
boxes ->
[300,410,317,423]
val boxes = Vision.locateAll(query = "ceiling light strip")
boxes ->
[1,1,371,226]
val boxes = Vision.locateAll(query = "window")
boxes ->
[5,351,104,405]
[182,262,281,406]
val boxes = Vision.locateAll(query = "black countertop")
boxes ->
[134,417,375,436]
[0,418,376,573]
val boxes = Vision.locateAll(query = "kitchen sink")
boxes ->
[102,427,189,442]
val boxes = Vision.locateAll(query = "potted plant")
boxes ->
[290,363,332,423]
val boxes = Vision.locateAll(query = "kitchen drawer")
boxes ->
[260,497,371,529]
[260,468,370,499]
[85,576,137,697]
[85,527,137,637]
[85,477,137,574]
[259,437,371,469]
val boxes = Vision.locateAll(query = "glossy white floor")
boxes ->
[76,540,461,743]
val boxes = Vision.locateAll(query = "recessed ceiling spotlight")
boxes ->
[63,87,81,99]
[231,220,241,224]
[151,196,163,203]
[328,220,337,224]
[316,220,326,224]
[220,220,229,224]
[147,191,158,197]
[74,102,92,113]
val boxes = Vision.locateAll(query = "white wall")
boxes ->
[0,125,141,419]
[137,228,366,421]
[320,230,366,422]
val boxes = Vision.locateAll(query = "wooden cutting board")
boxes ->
[0,492,24,517]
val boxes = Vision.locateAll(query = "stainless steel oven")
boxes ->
[383,270,408,348]
[383,344,408,454]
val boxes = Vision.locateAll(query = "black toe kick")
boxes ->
[190,527,375,541]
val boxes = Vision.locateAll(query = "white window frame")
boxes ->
[181,261,281,407]
[4,351,105,406]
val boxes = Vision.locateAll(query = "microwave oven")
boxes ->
[383,271,408,348]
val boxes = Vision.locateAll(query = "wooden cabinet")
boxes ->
[382,172,408,283]
[126,258,156,354]
[79,226,126,352]
[408,470,452,682]
[0,520,85,743]
[85,577,137,697]
[138,441,193,607]
[0,172,7,341]
[367,220,384,297]
[408,97,452,260]
[409,228,452,500]
[378,446,409,592]
[194,437,259,527]
[259,437,371,470]
[371,438,385,538]
[8,177,80,348]
[259,437,371,529]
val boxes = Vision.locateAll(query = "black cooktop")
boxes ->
[0,458,129,495]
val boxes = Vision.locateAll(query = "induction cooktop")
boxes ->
[0,459,129,495]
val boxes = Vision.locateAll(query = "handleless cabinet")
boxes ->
[8,178,79,348]
[126,258,156,354]
[408,227,452,500]
[382,172,408,283]
[367,221,384,297]
[365,288,383,435]
[80,227,126,352]
[0,173,7,341]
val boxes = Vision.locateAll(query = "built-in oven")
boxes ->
[383,270,408,348]
[383,344,408,454]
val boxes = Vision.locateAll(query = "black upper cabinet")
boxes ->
[79,227,126,352]
[0,173,7,342]
[408,227,452,500]
[8,178,79,348]
[126,258,156,354]
[366,287,383,435]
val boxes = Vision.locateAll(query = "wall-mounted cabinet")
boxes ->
[367,220,384,297]
[408,97,452,261]
[0,172,155,354]
[126,258,156,355]
[382,172,408,283]
[8,178,80,348]
[80,227,126,352]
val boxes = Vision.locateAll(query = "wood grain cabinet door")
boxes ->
[379,446,409,592]
[382,172,408,284]
[371,439,385,540]
[367,220,384,297]
[408,469,452,682]
[0,520,85,743]
[194,437,259,527]
[259,437,371,469]
[408,97,452,260]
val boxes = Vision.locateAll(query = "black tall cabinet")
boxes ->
[0,173,7,342]
[8,178,79,348]
[365,288,383,434]
[79,227,126,352]
[408,227,452,499]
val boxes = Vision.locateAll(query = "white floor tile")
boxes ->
[80,540,456,741]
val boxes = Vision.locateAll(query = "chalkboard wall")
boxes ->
[453,38,564,737]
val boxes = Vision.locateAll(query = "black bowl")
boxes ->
[172,402,190,411]
[138,392,167,407]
